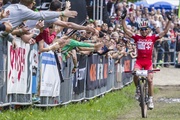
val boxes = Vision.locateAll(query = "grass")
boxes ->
[0,84,137,120]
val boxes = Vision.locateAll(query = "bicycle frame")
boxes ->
[125,69,160,118]
[138,76,149,118]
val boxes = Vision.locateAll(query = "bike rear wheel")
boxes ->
[139,81,148,118]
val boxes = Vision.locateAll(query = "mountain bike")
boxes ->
[125,69,160,118]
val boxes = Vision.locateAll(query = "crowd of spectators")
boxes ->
[0,0,179,103]
[1,0,180,68]
[0,0,180,73]
[106,0,180,68]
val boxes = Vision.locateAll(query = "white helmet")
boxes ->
[139,19,149,28]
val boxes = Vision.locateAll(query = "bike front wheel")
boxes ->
[139,82,148,118]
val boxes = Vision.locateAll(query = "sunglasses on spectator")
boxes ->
[140,28,148,31]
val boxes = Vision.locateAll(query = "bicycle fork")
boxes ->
[138,77,149,104]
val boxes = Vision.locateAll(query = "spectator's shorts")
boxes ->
[134,59,153,70]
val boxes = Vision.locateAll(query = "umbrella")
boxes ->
[149,1,175,10]
[135,1,150,8]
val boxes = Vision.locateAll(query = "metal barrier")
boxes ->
[72,54,87,102]
[0,39,9,107]
[154,40,177,67]
[106,58,114,92]
[7,38,32,106]
[0,37,134,109]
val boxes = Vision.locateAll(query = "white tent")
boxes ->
[144,0,179,6]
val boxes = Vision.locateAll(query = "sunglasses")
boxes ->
[140,28,148,31]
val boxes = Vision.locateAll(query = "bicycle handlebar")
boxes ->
[124,69,160,73]
[124,69,160,76]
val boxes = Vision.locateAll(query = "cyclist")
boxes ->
[121,8,172,109]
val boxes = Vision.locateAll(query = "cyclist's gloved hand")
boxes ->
[166,12,173,21]
[121,8,127,20]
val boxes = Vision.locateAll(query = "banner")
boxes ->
[40,51,60,97]
[73,54,87,94]
[121,55,133,84]
[31,44,39,94]
[97,55,108,87]
[86,54,108,90]
[116,63,122,82]
[7,39,31,94]
[86,54,98,90]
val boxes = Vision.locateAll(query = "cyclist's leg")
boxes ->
[133,59,142,87]
[133,59,142,100]
[145,60,154,109]
[145,61,153,97]
[147,73,153,96]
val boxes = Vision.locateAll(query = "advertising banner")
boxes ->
[86,54,98,90]
[73,54,87,94]
[7,39,31,94]
[121,55,133,85]
[40,52,60,97]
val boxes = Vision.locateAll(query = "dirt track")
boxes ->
[117,66,180,120]
[153,66,180,86]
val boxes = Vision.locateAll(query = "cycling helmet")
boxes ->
[139,19,149,28]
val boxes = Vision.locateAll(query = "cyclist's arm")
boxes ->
[122,18,134,38]
[158,20,172,38]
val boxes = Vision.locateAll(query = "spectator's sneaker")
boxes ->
[156,65,161,69]
[32,97,40,103]
[159,60,163,64]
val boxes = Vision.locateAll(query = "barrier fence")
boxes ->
[0,38,135,109]
[4,37,179,108]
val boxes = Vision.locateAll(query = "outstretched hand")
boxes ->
[86,26,99,35]
[166,12,173,21]
[0,10,10,19]
[65,1,71,10]
[121,8,127,20]
[63,9,77,18]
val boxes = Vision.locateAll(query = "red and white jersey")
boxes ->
[132,34,160,60]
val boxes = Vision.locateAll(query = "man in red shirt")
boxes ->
[121,8,172,109]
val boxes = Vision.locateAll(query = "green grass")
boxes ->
[0,84,137,120]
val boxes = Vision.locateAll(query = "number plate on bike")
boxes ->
[136,70,148,77]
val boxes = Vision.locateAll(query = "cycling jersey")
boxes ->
[132,34,160,70]
[132,34,160,60]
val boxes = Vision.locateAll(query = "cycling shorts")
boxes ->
[134,59,153,70]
